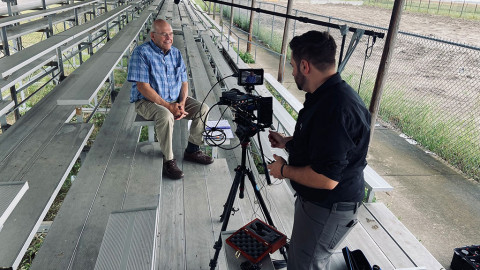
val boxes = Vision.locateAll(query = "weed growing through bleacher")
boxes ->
[19,233,46,270]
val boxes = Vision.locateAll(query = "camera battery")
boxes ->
[225,218,287,264]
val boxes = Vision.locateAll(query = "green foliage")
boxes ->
[44,177,73,221]
[193,0,207,10]
[89,113,107,141]
[251,148,266,174]
[265,82,298,120]
[363,188,376,202]
[139,126,150,142]
[369,79,480,181]
[233,47,255,63]
[19,233,46,270]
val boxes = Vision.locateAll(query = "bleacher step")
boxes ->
[0,122,94,270]
[0,181,29,232]
[93,208,158,270]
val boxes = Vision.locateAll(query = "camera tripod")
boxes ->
[209,135,288,270]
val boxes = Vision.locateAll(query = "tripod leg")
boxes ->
[220,166,243,222]
[245,169,289,262]
[245,169,274,226]
[210,167,244,270]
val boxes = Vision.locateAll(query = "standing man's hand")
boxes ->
[267,154,287,179]
[268,130,291,149]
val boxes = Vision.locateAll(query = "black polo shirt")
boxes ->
[285,72,371,206]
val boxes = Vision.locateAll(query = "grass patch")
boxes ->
[264,82,298,120]
[364,0,480,20]
[348,72,480,181]
[233,46,255,63]
[18,233,46,270]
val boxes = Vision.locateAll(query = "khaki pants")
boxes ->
[135,97,209,160]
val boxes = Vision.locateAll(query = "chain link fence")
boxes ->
[365,0,480,19]
[222,0,480,181]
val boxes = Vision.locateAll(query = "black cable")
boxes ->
[191,74,234,124]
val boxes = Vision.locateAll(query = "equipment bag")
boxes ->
[342,247,381,270]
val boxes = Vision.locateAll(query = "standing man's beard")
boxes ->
[295,72,305,91]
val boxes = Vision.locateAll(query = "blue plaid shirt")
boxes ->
[128,40,188,103]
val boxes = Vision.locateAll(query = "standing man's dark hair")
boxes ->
[289,31,337,72]
[268,30,371,270]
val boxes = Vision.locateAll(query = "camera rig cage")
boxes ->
[217,68,272,139]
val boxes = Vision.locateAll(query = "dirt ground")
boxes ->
[282,1,480,47]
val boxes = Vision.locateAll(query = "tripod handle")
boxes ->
[263,162,272,185]
[239,177,245,199]
[257,132,272,185]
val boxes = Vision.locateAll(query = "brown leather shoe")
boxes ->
[184,150,214,165]
[163,159,184,179]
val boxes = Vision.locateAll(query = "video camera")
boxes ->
[218,69,272,139]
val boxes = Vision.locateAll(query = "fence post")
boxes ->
[257,2,261,36]
[247,0,256,53]
[370,0,406,143]
[277,0,293,83]
[271,4,275,44]
[293,9,297,38]
[460,0,466,16]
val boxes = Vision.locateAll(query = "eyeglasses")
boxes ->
[152,32,174,38]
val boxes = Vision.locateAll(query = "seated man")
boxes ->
[245,71,257,84]
[128,19,213,180]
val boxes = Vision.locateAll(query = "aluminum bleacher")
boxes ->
[0,2,153,268]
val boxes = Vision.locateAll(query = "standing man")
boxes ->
[128,19,213,180]
[267,31,371,269]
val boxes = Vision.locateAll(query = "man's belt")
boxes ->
[300,196,360,212]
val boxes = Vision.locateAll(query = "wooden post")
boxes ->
[369,0,405,142]
[213,3,216,20]
[277,0,293,83]
[247,0,256,53]
[228,0,234,38]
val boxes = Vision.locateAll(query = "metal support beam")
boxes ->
[47,16,54,38]
[9,86,20,120]
[109,72,115,93]
[1,27,9,56]
[56,47,65,80]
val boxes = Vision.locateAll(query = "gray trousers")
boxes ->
[134,97,209,161]
[287,197,358,270]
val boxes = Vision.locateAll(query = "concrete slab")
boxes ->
[368,128,460,176]
[369,126,480,268]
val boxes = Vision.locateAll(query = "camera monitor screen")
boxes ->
[238,69,264,86]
